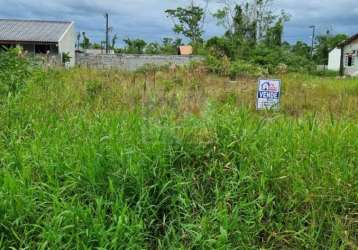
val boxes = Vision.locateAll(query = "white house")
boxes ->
[328,48,341,71]
[328,33,358,76]
[340,34,358,76]
[0,19,76,67]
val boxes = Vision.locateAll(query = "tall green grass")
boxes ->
[0,68,357,249]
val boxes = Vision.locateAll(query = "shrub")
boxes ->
[229,60,264,79]
[276,63,288,74]
[205,36,233,58]
[205,55,230,76]
[249,45,316,74]
[62,52,72,65]
[282,51,315,73]
[0,47,32,95]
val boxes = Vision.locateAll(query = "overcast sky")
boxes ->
[0,0,357,46]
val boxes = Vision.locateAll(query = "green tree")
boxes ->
[145,42,161,54]
[92,43,102,49]
[111,34,118,49]
[123,38,147,54]
[206,36,233,58]
[80,32,91,49]
[291,41,311,59]
[314,33,348,64]
[214,0,284,43]
[161,38,182,54]
[212,0,289,58]
[165,4,204,44]
[264,17,286,47]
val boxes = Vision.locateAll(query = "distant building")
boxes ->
[0,19,76,66]
[178,45,193,56]
[328,33,358,76]
[339,34,358,76]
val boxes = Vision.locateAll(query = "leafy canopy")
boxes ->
[165,4,205,44]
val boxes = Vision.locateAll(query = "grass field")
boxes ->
[0,67,357,249]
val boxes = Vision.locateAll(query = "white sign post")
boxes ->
[256,79,281,110]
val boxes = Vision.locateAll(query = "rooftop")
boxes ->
[0,19,73,43]
[338,33,358,48]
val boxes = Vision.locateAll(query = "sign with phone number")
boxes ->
[256,79,281,110]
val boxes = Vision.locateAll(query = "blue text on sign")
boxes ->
[258,91,280,99]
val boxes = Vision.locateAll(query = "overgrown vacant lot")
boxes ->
[0,67,357,249]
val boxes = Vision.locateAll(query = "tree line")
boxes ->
[77,0,348,73]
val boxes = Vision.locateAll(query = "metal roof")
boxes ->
[0,19,73,43]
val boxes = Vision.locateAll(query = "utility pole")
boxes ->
[309,25,316,58]
[105,13,109,54]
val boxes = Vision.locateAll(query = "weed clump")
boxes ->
[85,80,103,100]
[0,48,32,95]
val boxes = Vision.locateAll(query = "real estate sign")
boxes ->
[256,79,281,110]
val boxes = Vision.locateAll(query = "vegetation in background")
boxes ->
[212,0,289,55]
[111,34,118,49]
[62,52,72,64]
[165,3,205,45]
[79,32,91,49]
[206,0,315,75]
[115,37,183,55]
[313,33,348,65]
[121,38,147,54]
[73,0,350,77]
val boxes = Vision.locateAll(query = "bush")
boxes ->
[248,45,316,74]
[205,55,230,76]
[205,36,233,58]
[276,63,288,74]
[0,47,32,95]
[62,52,72,65]
[229,60,264,79]
[206,55,264,79]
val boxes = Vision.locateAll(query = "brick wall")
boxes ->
[75,53,203,71]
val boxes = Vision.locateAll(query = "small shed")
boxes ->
[178,45,193,56]
[0,19,76,66]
